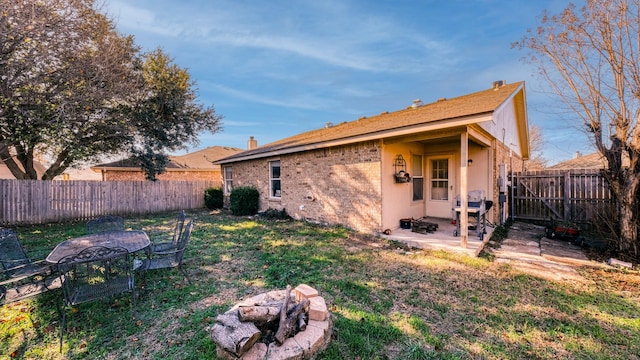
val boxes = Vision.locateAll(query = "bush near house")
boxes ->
[229,186,259,215]
[204,187,223,209]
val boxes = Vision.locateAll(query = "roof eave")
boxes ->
[90,166,220,172]
[215,112,494,164]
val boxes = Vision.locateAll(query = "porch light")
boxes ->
[467,159,473,166]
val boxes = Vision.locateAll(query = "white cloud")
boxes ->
[206,82,334,111]
[106,0,453,73]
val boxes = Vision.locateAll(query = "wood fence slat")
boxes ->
[0,180,217,226]
[510,169,613,226]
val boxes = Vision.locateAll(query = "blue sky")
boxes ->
[105,0,591,165]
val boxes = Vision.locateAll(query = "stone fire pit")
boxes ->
[211,284,332,360]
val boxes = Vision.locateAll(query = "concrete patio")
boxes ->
[380,217,495,257]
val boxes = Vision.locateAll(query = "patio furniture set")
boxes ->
[0,211,193,351]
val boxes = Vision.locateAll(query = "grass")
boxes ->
[1,209,640,359]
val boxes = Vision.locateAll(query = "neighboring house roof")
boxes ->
[216,81,526,164]
[92,146,244,172]
[548,151,629,170]
[0,156,47,179]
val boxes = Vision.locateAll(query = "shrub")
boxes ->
[258,208,291,220]
[204,187,223,210]
[229,186,259,216]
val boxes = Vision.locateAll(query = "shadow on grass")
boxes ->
[2,209,640,359]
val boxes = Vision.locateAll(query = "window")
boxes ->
[430,159,448,201]
[269,160,281,198]
[412,154,424,201]
[223,166,233,194]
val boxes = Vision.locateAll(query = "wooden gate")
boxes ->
[509,169,615,225]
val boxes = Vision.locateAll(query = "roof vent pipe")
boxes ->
[411,99,423,108]
[492,80,505,89]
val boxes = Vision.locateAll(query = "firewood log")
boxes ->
[210,310,261,357]
[275,286,310,344]
[238,305,281,324]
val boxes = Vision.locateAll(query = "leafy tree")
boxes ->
[0,0,140,179]
[516,0,640,257]
[130,49,222,181]
[0,0,221,181]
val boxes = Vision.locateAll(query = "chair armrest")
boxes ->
[151,248,182,256]
[151,242,176,252]
[0,272,35,286]
[1,258,48,268]
[1,261,55,279]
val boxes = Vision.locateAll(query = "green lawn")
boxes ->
[2,209,639,359]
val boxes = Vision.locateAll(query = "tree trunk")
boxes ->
[618,188,639,257]
[602,157,640,258]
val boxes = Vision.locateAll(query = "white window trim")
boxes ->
[223,166,233,195]
[412,153,424,202]
[269,160,281,199]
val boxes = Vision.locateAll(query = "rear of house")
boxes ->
[216,81,529,235]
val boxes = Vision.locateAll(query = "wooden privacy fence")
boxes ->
[0,179,218,226]
[510,169,615,225]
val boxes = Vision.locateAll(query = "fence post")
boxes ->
[563,171,571,222]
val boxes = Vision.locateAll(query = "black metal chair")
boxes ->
[86,215,125,234]
[140,220,194,284]
[0,228,60,305]
[150,210,186,253]
[57,246,136,352]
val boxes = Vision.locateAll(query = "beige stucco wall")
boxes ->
[381,142,426,230]
[491,140,523,222]
[229,141,383,233]
[381,136,494,230]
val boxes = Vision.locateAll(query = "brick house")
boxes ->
[215,81,529,236]
[92,146,243,183]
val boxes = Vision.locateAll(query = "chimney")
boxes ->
[492,80,505,89]
[575,151,582,158]
[247,136,258,150]
[325,122,333,128]
[411,99,423,108]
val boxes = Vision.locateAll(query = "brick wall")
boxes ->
[103,170,222,185]
[492,141,524,222]
[230,141,383,232]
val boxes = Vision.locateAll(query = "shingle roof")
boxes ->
[217,81,524,163]
[547,151,629,170]
[93,146,243,170]
[547,152,606,170]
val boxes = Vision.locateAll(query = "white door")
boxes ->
[425,156,454,218]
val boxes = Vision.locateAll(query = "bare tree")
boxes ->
[524,125,547,170]
[516,0,640,257]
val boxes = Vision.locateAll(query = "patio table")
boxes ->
[45,230,150,264]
